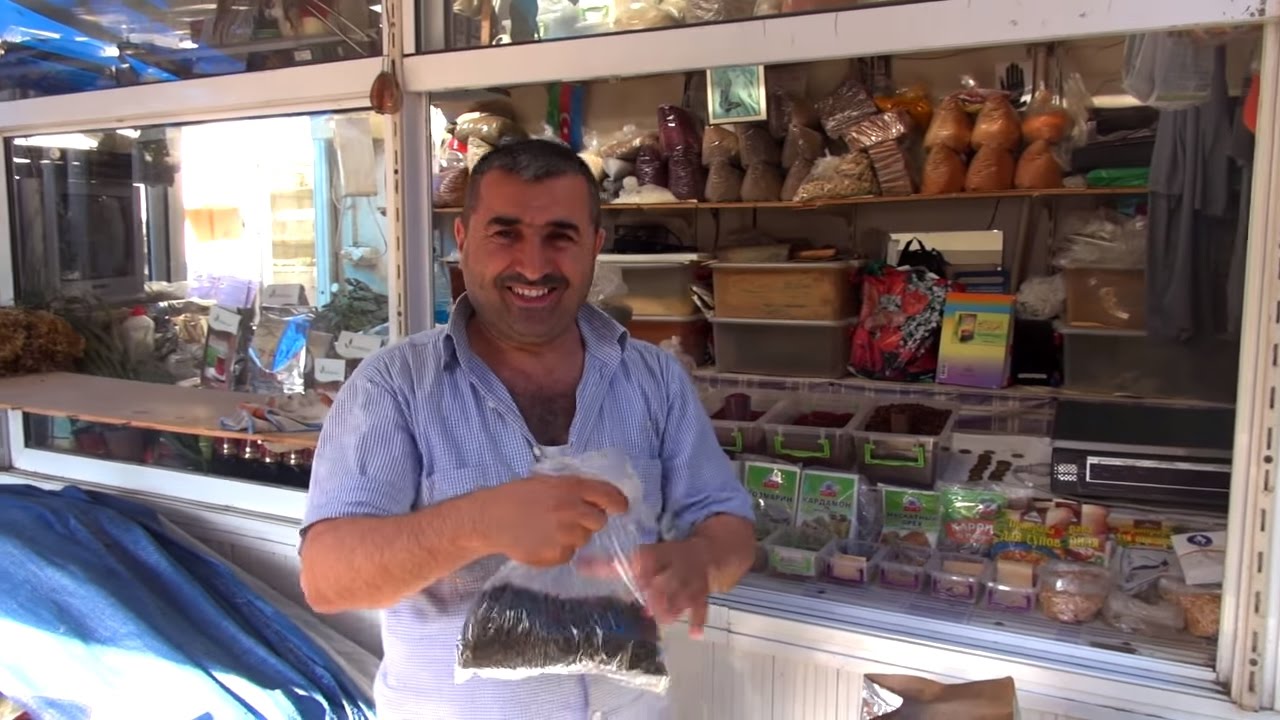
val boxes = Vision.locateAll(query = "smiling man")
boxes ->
[299,139,756,720]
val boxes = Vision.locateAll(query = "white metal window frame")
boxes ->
[401,0,1278,92]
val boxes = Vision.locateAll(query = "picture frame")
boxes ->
[706,65,768,125]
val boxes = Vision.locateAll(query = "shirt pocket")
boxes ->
[423,464,510,506]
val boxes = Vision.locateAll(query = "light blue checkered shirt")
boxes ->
[303,296,753,720]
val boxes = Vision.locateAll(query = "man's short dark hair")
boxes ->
[461,139,601,229]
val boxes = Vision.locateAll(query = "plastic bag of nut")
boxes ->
[1039,561,1111,624]
[1159,577,1221,639]
[792,151,879,202]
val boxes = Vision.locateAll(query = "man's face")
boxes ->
[456,170,603,348]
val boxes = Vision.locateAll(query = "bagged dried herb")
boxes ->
[456,449,668,693]
[201,305,250,390]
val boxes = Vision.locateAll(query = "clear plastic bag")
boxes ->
[844,111,911,150]
[737,124,780,166]
[634,144,668,187]
[1021,89,1074,145]
[815,78,878,138]
[456,449,668,693]
[466,138,494,171]
[920,145,966,195]
[1053,209,1148,269]
[668,147,704,200]
[923,95,972,152]
[658,105,701,156]
[1122,32,1215,110]
[702,126,741,166]
[793,152,878,202]
[1014,140,1063,190]
[433,151,469,207]
[780,158,814,201]
[780,124,824,169]
[705,161,744,202]
[740,163,782,202]
[964,146,1015,193]
[599,125,660,160]
[970,94,1021,151]
[454,112,525,146]
[589,262,629,306]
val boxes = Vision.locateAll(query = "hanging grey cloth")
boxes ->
[1146,43,1237,341]
[1226,93,1256,336]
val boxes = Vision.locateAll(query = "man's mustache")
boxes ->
[495,273,568,289]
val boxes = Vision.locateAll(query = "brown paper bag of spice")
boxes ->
[862,674,1018,720]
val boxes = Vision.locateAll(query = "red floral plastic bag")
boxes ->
[851,263,951,381]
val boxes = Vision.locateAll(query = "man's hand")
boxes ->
[479,475,629,567]
[632,538,715,638]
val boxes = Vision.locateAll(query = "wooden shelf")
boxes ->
[0,373,319,448]
[432,187,1147,214]
[691,369,1234,410]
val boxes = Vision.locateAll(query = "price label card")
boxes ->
[208,306,242,334]
[314,358,348,383]
[335,331,384,359]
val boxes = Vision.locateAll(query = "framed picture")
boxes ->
[706,65,768,125]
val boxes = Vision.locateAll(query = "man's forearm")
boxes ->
[300,493,492,613]
[689,514,756,594]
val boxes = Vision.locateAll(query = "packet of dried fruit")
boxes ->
[879,487,942,549]
[991,500,1110,566]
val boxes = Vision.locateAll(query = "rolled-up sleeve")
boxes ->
[302,357,423,534]
[657,354,755,538]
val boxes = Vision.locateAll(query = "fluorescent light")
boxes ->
[14,133,100,150]
[370,4,382,11]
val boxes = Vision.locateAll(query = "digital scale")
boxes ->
[1050,400,1234,508]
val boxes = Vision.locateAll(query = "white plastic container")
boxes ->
[757,394,862,469]
[711,318,853,378]
[597,253,706,317]
[851,400,959,488]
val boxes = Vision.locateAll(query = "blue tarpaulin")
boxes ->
[0,484,375,720]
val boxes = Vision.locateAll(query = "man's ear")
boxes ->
[454,216,467,252]
[592,226,605,255]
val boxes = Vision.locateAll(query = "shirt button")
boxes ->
[532,446,542,458]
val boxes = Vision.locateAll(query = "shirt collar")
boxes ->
[443,293,629,368]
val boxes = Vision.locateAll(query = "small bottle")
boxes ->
[120,306,155,364]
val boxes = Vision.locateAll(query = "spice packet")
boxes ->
[742,460,801,540]
[879,488,942,549]
[991,500,1111,566]
[201,305,250,390]
[939,484,1009,556]
[797,469,862,543]
[1172,531,1226,586]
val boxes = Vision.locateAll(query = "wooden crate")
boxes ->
[712,262,856,321]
